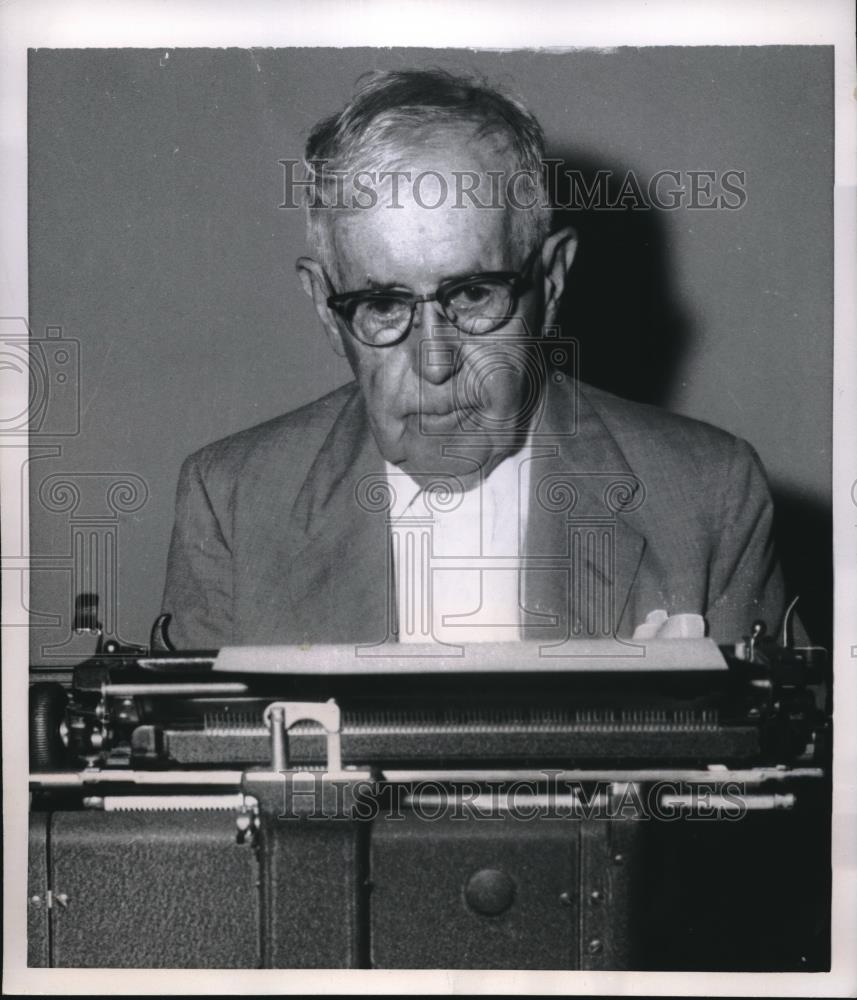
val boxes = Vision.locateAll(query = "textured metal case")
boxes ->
[259,819,364,968]
[27,812,50,968]
[27,795,828,970]
[369,811,592,969]
[45,811,260,968]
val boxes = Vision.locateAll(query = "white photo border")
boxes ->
[2,0,855,995]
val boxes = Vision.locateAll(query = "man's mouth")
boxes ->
[416,404,477,424]
[415,397,477,418]
[420,406,462,417]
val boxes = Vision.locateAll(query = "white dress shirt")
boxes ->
[385,442,532,644]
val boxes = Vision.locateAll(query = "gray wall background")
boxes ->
[27,46,833,660]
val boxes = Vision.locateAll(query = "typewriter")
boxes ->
[28,599,831,971]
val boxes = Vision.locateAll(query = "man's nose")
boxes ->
[411,300,461,385]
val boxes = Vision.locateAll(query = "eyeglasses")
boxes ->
[326,249,539,347]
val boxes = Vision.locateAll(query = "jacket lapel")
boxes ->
[521,377,648,641]
[278,387,394,645]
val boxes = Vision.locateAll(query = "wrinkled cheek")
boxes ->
[359,366,408,451]
[461,349,532,419]
[367,367,403,418]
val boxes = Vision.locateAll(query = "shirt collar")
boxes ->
[384,430,534,521]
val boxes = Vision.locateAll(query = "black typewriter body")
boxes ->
[28,614,831,971]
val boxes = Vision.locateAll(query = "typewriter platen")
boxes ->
[28,606,831,971]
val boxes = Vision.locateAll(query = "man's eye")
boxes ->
[448,283,495,309]
[363,296,406,318]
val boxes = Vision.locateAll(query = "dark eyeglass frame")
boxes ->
[325,247,541,347]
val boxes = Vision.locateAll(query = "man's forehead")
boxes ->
[330,196,516,286]
[321,123,518,206]
[317,130,529,284]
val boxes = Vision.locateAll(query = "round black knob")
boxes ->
[464,868,516,916]
[29,682,69,770]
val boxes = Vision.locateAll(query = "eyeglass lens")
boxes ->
[352,278,516,345]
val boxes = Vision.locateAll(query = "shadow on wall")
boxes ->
[551,151,689,408]
[771,486,833,651]
[548,153,832,650]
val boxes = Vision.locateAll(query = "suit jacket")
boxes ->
[162,376,786,649]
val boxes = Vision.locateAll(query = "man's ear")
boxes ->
[295,257,347,357]
[538,226,578,327]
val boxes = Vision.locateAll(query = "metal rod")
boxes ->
[660,793,796,811]
[102,682,249,696]
[402,792,609,812]
[30,765,824,790]
[269,705,287,771]
[382,767,825,784]
[30,769,244,787]
[83,793,250,811]
[136,656,217,670]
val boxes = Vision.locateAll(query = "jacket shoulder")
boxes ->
[578,382,756,477]
[182,381,356,481]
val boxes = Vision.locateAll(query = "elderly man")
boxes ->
[162,69,787,650]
